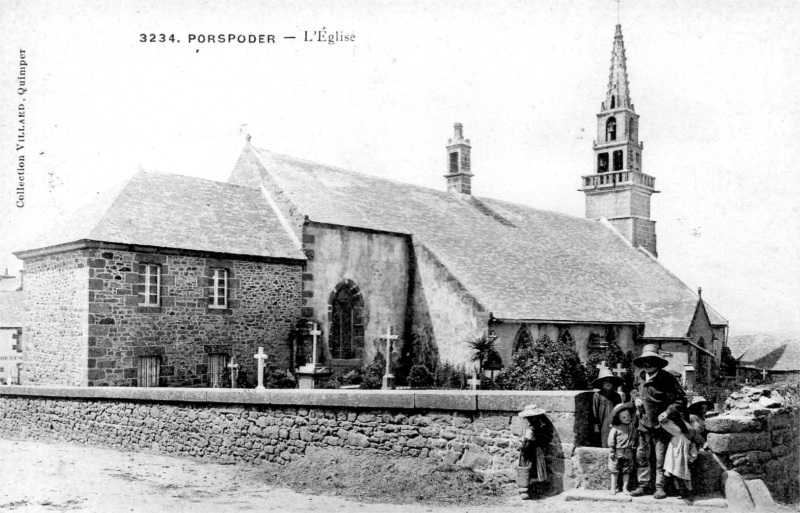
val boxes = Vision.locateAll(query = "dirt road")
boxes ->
[0,438,785,512]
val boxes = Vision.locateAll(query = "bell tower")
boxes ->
[581,25,659,256]
[445,123,473,195]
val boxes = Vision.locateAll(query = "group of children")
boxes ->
[592,359,713,500]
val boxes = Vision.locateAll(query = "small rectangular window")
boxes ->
[613,150,624,171]
[210,269,228,308]
[208,353,228,388]
[449,152,458,174]
[138,355,161,387]
[597,153,609,173]
[139,264,160,306]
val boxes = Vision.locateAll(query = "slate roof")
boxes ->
[0,291,25,326]
[230,145,726,337]
[734,334,800,372]
[16,171,305,261]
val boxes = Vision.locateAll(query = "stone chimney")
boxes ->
[445,123,473,194]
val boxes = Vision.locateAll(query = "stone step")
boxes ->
[563,488,727,507]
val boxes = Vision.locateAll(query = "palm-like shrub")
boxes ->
[466,334,501,373]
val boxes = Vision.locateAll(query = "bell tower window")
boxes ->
[613,150,623,171]
[606,117,617,141]
[610,95,616,109]
[449,152,458,174]
[597,153,609,173]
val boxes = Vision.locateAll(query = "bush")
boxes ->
[496,334,589,391]
[433,362,470,390]
[264,368,297,389]
[407,364,434,389]
[220,367,254,389]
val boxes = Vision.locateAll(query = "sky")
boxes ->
[0,0,798,337]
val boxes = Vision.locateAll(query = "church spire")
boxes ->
[581,23,659,257]
[603,24,632,111]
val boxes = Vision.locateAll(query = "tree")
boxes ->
[496,334,589,391]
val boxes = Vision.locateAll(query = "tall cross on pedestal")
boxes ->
[611,363,626,379]
[254,347,269,391]
[309,323,322,367]
[468,371,482,391]
[227,357,239,389]
[379,325,399,390]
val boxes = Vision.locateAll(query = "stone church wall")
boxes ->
[301,224,409,370]
[409,244,487,369]
[0,386,591,491]
[493,323,636,366]
[22,251,90,386]
[22,248,302,388]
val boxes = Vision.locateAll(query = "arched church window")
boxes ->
[558,327,575,348]
[597,153,609,173]
[613,150,623,171]
[514,326,533,353]
[606,118,617,141]
[329,282,365,360]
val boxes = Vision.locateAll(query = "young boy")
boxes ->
[608,402,637,494]
[592,366,623,448]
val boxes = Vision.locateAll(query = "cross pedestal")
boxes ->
[296,323,331,389]
[379,325,399,390]
[254,347,269,391]
[227,358,239,389]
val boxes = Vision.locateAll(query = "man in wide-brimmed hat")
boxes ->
[630,344,686,499]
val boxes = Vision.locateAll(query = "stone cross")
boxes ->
[254,347,269,391]
[308,323,322,367]
[468,371,482,391]
[596,360,608,372]
[612,363,626,379]
[227,357,239,389]
[379,325,399,390]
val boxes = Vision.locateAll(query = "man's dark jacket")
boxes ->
[635,369,686,431]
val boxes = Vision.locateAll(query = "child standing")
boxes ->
[688,395,714,448]
[608,402,637,494]
[658,404,698,501]
[516,404,550,500]
[592,366,623,447]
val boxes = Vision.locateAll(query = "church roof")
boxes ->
[736,334,800,373]
[15,171,305,261]
[232,145,726,337]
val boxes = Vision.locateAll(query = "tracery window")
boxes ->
[331,287,356,359]
[514,326,533,353]
[558,327,575,348]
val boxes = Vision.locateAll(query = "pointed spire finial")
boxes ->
[615,0,621,25]
[698,287,703,298]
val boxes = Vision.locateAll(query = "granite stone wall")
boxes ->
[22,252,90,386]
[22,248,303,388]
[707,383,800,502]
[0,387,591,490]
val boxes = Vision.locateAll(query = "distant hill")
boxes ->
[728,332,800,372]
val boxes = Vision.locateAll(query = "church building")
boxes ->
[13,25,727,388]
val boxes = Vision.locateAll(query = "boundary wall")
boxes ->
[0,386,591,490]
